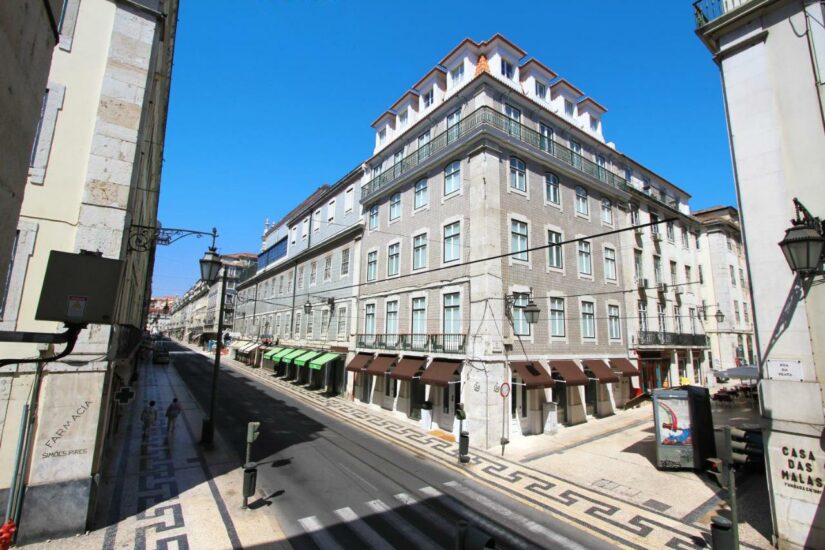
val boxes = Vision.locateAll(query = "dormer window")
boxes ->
[535,81,546,100]
[590,117,599,132]
[564,99,574,117]
[399,109,408,128]
[501,59,514,80]
[450,64,464,86]
[423,88,434,108]
[378,128,387,144]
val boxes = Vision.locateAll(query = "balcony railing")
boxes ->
[637,331,709,347]
[693,0,755,27]
[362,106,629,201]
[356,333,467,354]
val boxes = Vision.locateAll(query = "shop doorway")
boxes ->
[584,380,597,416]
[409,379,425,420]
[552,384,567,424]
[360,373,373,403]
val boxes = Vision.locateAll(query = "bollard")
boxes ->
[710,515,734,550]
[459,431,470,463]
[242,462,257,509]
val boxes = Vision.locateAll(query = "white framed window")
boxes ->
[674,306,682,333]
[414,179,428,209]
[630,204,640,226]
[345,187,354,212]
[307,310,315,338]
[368,205,379,230]
[608,305,620,339]
[590,117,599,132]
[535,81,547,100]
[378,128,386,144]
[540,123,554,153]
[302,217,309,238]
[654,256,663,284]
[681,225,690,248]
[387,243,400,276]
[657,302,667,332]
[512,293,530,336]
[444,160,461,195]
[550,297,565,337]
[601,199,613,224]
[323,256,332,281]
[444,221,460,262]
[548,230,563,269]
[297,266,304,289]
[500,59,514,79]
[450,64,464,86]
[290,226,297,243]
[340,248,350,277]
[638,300,648,331]
[447,109,461,143]
[423,88,434,107]
[337,306,348,340]
[389,193,401,221]
[650,211,660,233]
[575,186,588,215]
[386,301,399,334]
[443,293,461,333]
[309,261,317,285]
[321,310,329,339]
[667,221,675,242]
[596,155,606,181]
[570,140,582,168]
[418,131,431,161]
[734,300,741,323]
[399,109,408,128]
[670,260,678,285]
[511,220,528,261]
[509,157,526,192]
[327,199,336,224]
[504,104,521,136]
[581,301,595,338]
[413,234,427,270]
[730,265,736,286]
[367,251,377,281]
[578,241,592,275]
[295,311,303,338]
[604,248,617,280]
[365,304,376,334]
[313,210,321,232]
[545,172,560,204]
[412,297,427,337]
[564,99,575,116]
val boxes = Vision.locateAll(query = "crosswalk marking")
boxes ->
[394,491,455,535]
[420,485,535,550]
[444,480,589,550]
[365,499,435,548]
[333,506,394,550]
[297,515,345,550]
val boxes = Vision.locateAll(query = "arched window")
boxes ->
[575,186,589,215]
[509,157,526,192]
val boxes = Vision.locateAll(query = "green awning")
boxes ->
[294,350,322,367]
[263,347,284,359]
[308,352,340,370]
[282,348,308,365]
[270,348,294,361]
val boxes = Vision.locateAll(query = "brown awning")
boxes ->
[582,359,620,383]
[389,356,427,381]
[366,354,397,376]
[421,359,463,387]
[548,360,588,386]
[609,358,640,377]
[510,361,554,389]
[346,352,373,372]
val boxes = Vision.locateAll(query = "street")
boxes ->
[168,341,615,549]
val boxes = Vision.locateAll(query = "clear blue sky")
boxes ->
[152,0,733,297]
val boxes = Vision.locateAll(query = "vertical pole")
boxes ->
[5,405,29,522]
[724,426,740,549]
[203,269,226,446]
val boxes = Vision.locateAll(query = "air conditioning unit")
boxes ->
[636,278,649,289]
[652,232,663,242]
[634,226,645,235]
[657,283,668,293]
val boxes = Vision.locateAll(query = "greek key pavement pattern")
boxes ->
[211,354,760,550]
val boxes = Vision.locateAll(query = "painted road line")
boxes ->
[393,492,455,535]
[297,515,346,550]
[333,506,394,550]
[365,499,434,548]
[419,486,534,550]
[444,480,590,550]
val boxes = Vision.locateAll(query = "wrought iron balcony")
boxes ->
[362,106,629,202]
[356,333,467,354]
[693,0,755,27]
[636,331,709,347]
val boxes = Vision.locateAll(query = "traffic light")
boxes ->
[707,457,730,488]
[729,427,763,465]
[247,421,260,443]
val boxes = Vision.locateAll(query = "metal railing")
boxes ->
[693,0,755,26]
[637,331,709,347]
[356,333,467,354]
[361,106,629,201]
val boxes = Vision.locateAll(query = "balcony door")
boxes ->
[505,104,521,138]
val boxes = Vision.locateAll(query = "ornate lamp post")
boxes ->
[778,198,825,276]
[198,242,225,446]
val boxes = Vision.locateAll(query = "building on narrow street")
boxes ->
[694,0,825,547]
[0,0,179,542]
[694,206,756,378]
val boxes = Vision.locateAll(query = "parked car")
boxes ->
[153,346,170,364]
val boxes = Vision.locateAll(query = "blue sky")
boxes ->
[152,0,733,296]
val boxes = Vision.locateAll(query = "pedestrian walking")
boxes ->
[165,398,181,433]
[141,400,157,438]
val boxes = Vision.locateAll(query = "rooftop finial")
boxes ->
[475,54,490,76]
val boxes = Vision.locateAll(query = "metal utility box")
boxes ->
[35,251,122,325]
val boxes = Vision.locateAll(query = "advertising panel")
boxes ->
[653,389,695,469]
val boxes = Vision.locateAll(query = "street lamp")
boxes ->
[199,241,226,447]
[303,299,312,315]
[504,292,541,325]
[778,198,825,276]
[699,304,725,324]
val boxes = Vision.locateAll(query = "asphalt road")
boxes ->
[169,342,615,550]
